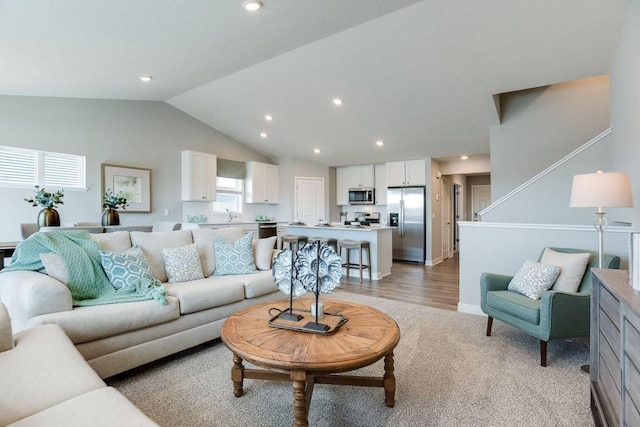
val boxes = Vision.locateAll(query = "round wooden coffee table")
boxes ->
[221,298,400,427]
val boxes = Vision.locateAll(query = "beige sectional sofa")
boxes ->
[0,303,157,426]
[0,227,282,379]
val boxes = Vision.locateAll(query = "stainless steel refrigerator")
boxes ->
[387,186,426,263]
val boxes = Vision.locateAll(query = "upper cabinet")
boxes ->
[336,167,350,205]
[375,163,387,205]
[386,159,426,186]
[245,161,279,204]
[181,150,217,201]
[349,164,375,187]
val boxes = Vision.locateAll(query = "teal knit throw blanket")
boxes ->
[2,230,167,307]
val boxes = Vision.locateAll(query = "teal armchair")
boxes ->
[480,247,620,366]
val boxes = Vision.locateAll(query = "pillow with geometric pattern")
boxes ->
[100,246,157,289]
[162,243,204,283]
[507,259,561,300]
[213,232,257,276]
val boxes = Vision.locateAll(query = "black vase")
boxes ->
[38,208,60,227]
[102,209,120,226]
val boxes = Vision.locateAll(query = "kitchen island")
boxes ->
[286,224,392,280]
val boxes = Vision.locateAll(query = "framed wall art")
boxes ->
[101,164,152,213]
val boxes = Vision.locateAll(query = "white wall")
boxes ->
[611,0,640,226]
[0,95,272,241]
[458,222,630,315]
[490,76,611,201]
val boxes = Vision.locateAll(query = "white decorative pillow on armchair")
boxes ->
[508,260,561,300]
[540,248,591,293]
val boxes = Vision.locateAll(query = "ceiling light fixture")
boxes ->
[139,75,153,82]
[242,1,263,11]
[460,155,469,160]
[260,132,267,138]
[376,140,384,146]
[332,98,343,106]
[265,114,273,121]
[314,148,321,154]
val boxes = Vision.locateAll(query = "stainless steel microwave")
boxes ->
[348,187,375,205]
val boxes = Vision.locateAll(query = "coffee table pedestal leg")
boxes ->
[383,352,396,408]
[232,355,245,397]
[291,369,308,427]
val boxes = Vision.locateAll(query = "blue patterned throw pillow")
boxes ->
[100,246,157,289]
[162,243,204,283]
[213,232,257,276]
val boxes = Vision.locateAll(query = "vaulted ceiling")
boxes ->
[0,0,628,167]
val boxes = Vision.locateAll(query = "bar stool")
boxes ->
[306,237,338,252]
[281,235,308,252]
[337,239,371,283]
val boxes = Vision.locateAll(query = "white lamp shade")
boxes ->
[570,172,634,208]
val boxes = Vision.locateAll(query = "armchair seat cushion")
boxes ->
[486,290,541,325]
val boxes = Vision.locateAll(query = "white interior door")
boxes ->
[295,177,325,225]
[442,177,451,259]
[472,185,491,221]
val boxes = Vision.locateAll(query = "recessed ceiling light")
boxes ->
[461,155,469,160]
[260,132,268,138]
[332,98,343,106]
[376,140,384,146]
[264,114,273,121]
[242,1,263,11]
[314,148,321,154]
[139,75,153,82]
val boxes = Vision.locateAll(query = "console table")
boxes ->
[590,269,640,426]
[0,241,19,269]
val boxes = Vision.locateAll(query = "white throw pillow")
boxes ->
[508,260,561,300]
[253,236,278,270]
[540,248,591,293]
[40,252,69,284]
[162,243,205,283]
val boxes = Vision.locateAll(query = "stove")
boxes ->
[347,211,380,226]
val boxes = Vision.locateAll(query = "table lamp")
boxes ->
[570,171,634,267]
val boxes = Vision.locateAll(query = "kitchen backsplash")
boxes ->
[182,201,280,223]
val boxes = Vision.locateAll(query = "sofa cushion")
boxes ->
[9,387,158,426]
[164,277,246,314]
[0,324,106,426]
[0,303,13,352]
[100,247,156,290]
[213,232,257,276]
[130,230,194,283]
[233,270,279,298]
[90,231,132,253]
[540,248,591,293]
[26,297,181,344]
[253,236,278,270]
[507,260,560,300]
[162,243,204,283]
[191,227,246,277]
[487,290,541,324]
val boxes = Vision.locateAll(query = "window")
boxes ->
[212,177,243,213]
[0,145,86,189]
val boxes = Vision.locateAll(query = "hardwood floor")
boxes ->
[338,253,459,311]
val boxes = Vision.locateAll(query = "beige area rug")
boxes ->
[108,291,594,427]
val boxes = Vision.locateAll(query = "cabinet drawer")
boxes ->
[625,318,640,385]
[625,353,640,420]
[599,354,621,426]
[600,331,621,392]
[600,286,620,330]
[601,307,621,360]
[625,391,640,427]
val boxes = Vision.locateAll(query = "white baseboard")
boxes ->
[457,303,485,316]
[425,257,443,266]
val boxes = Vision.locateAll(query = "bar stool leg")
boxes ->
[346,248,351,279]
[359,245,363,283]
[367,246,372,281]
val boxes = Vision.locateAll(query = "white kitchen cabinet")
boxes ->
[386,159,426,186]
[245,161,279,204]
[181,150,217,201]
[349,164,375,187]
[336,167,350,205]
[375,163,387,205]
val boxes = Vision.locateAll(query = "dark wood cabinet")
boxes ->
[591,269,640,426]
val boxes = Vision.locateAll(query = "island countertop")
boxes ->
[286,224,392,280]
